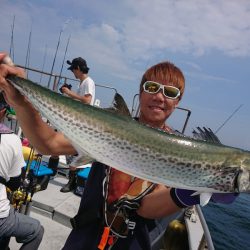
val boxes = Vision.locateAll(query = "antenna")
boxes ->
[215,104,243,134]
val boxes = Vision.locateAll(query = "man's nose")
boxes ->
[153,88,165,100]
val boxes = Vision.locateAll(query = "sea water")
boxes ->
[202,194,250,250]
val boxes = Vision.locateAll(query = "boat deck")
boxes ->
[9,174,177,250]
[10,175,81,249]
[9,174,210,250]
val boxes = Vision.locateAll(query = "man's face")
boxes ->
[72,68,81,79]
[139,83,180,128]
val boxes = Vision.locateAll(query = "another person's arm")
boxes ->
[62,87,92,104]
[0,53,76,155]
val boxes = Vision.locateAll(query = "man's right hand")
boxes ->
[0,52,26,108]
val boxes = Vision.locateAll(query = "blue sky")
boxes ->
[1,0,250,150]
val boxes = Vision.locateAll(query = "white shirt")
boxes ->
[0,133,26,218]
[77,76,95,106]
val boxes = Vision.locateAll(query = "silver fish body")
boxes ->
[8,76,250,193]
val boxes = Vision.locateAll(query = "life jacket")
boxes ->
[97,166,156,250]
[68,163,154,250]
[0,123,14,186]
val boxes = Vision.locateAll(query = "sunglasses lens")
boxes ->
[144,82,160,93]
[164,86,179,98]
[143,81,180,99]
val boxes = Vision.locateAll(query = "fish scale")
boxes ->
[7,75,250,193]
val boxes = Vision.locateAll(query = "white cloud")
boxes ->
[121,0,250,59]
[1,0,250,73]
[1,0,250,150]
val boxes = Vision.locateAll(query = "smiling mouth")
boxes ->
[149,105,165,111]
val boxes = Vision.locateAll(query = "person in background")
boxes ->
[0,52,237,250]
[0,92,44,250]
[60,57,95,193]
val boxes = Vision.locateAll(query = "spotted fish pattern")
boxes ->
[7,76,250,193]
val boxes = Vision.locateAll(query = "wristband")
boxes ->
[170,188,199,208]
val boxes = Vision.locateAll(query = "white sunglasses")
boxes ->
[143,81,180,99]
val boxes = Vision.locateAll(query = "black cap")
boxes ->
[67,57,89,72]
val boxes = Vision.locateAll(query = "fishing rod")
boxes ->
[47,18,72,89]
[39,44,48,83]
[58,34,71,87]
[9,15,15,61]
[47,29,63,88]
[215,104,243,134]
[25,24,33,78]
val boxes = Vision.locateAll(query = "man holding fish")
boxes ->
[0,52,239,250]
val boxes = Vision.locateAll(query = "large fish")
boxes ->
[6,76,250,197]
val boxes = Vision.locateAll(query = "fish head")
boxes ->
[237,165,250,192]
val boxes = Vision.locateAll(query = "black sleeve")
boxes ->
[6,174,21,191]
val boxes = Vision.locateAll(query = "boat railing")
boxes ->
[16,64,118,108]
[195,205,214,250]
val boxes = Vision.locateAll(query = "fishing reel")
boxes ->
[59,83,72,93]
[6,187,31,210]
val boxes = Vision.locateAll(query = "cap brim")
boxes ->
[66,60,72,65]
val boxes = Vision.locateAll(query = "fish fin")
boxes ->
[192,127,222,144]
[105,93,131,116]
[70,154,94,168]
[191,191,213,206]
[199,192,213,206]
[191,191,200,196]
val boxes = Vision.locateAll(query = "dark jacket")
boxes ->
[62,162,152,250]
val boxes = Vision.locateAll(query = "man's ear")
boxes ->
[174,99,180,108]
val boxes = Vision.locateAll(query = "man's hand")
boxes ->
[61,87,72,95]
[59,83,72,94]
[0,53,26,108]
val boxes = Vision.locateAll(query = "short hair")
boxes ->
[140,61,185,99]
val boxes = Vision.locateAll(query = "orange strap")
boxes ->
[98,227,110,250]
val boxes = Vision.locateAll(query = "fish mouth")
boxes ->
[237,168,250,192]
